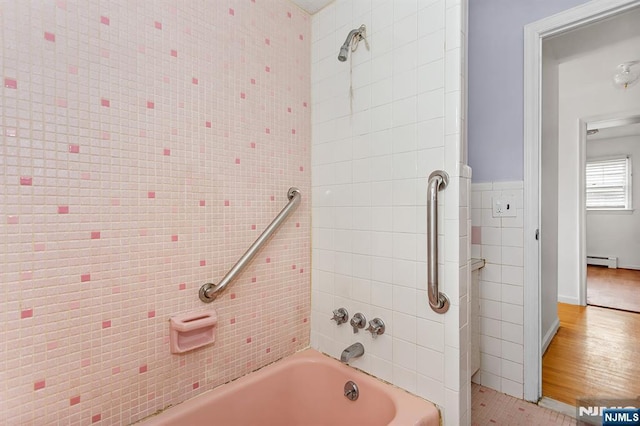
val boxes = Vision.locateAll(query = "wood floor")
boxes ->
[587,266,640,313]
[542,303,640,406]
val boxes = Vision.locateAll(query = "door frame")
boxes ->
[522,0,640,402]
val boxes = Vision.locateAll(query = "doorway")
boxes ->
[584,117,640,314]
[523,0,640,404]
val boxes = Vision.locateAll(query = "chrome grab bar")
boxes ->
[427,171,450,314]
[199,187,301,303]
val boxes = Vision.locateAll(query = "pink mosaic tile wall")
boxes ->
[0,1,311,424]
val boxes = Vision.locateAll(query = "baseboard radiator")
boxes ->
[587,255,618,268]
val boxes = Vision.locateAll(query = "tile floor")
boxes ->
[472,384,576,425]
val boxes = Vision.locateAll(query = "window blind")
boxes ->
[585,157,631,210]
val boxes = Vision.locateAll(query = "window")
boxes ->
[586,156,632,210]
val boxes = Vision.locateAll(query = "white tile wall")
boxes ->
[470,181,525,399]
[311,0,470,424]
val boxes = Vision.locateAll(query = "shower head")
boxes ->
[338,25,366,62]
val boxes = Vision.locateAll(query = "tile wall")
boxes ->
[309,0,471,424]
[470,181,525,398]
[0,1,311,424]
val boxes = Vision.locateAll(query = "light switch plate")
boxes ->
[492,197,516,217]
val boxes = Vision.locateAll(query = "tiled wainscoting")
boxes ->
[470,181,525,398]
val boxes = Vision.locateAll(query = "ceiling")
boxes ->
[289,0,333,14]
[545,7,640,143]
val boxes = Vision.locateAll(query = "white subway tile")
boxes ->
[393,69,418,101]
[416,118,445,150]
[393,99,418,132]
[445,4,461,50]
[501,322,524,345]
[417,1,445,37]
[480,298,501,321]
[392,179,417,206]
[492,181,523,190]
[352,277,372,304]
[502,265,523,286]
[370,355,393,383]
[501,209,523,228]
[371,24,394,56]
[445,48,461,93]
[392,232,417,260]
[480,353,501,376]
[352,254,372,279]
[371,51,393,84]
[392,123,418,153]
[394,0,418,22]
[479,335,502,358]
[481,244,501,264]
[371,104,393,132]
[501,284,523,306]
[371,77,393,107]
[372,0,394,31]
[416,317,445,351]
[501,378,523,399]
[334,229,353,252]
[371,280,393,309]
[444,346,461,390]
[480,371,502,392]
[417,374,445,406]
[417,88,445,121]
[501,341,523,364]
[481,226,501,246]
[371,255,393,282]
[418,31,445,66]
[418,60,445,94]
[479,280,501,302]
[416,345,445,382]
[471,208,481,227]
[501,303,523,325]
[479,316,501,339]
[368,332,393,361]
[352,182,373,207]
[501,246,523,267]
[392,206,417,233]
[393,338,417,371]
[502,227,523,247]
[371,155,394,182]
[480,263,501,283]
[372,208,394,232]
[392,258,417,287]
[392,310,417,340]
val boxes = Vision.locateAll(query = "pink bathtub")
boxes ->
[140,349,440,425]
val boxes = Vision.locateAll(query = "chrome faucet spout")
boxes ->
[340,342,365,363]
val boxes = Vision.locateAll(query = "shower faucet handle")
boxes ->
[331,308,349,325]
[366,318,385,338]
[350,313,367,334]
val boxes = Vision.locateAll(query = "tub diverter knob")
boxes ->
[350,312,367,333]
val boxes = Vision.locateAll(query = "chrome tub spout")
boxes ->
[340,342,364,363]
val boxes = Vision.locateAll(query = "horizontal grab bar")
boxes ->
[427,170,450,314]
[199,187,301,303]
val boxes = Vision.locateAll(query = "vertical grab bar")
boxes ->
[427,170,450,314]
[199,187,301,303]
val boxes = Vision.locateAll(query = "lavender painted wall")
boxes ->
[468,0,590,182]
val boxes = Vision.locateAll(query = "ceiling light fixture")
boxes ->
[613,60,640,89]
